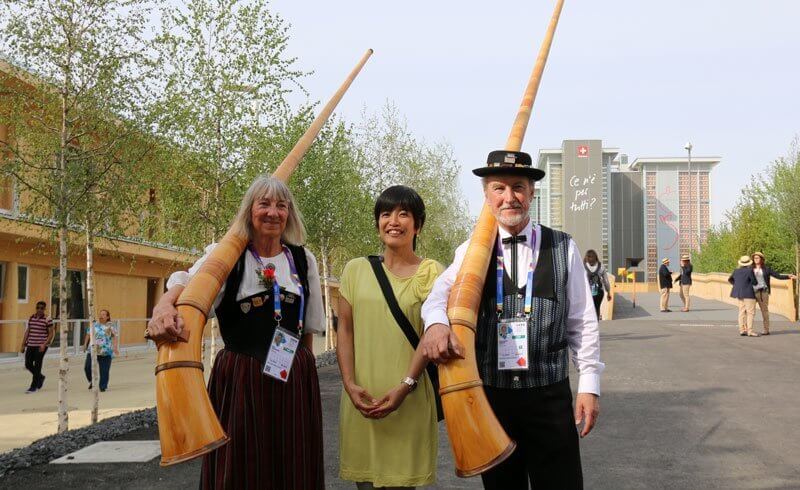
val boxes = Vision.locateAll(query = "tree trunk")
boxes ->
[57,224,70,432]
[86,224,100,423]
[321,244,334,351]
[210,317,218,367]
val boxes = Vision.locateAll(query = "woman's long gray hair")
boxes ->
[230,176,307,246]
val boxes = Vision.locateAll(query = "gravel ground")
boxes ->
[0,350,339,479]
[0,408,157,478]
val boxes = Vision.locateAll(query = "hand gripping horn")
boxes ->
[436,0,565,477]
[154,49,373,466]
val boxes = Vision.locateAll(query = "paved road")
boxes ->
[0,335,330,453]
[2,292,799,489]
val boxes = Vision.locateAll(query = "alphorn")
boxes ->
[154,49,373,466]
[438,0,565,477]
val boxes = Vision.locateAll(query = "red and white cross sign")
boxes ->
[577,145,589,158]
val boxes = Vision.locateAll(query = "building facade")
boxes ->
[535,140,719,283]
[0,60,196,355]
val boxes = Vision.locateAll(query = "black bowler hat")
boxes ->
[472,150,545,181]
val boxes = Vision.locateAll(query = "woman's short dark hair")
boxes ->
[373,185,426,249]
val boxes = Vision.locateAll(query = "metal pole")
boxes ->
[696,158,701,248]
[685,143,693,251]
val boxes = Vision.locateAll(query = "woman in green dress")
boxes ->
[337,185,443,489]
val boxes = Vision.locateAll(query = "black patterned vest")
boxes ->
[476,225,571,389]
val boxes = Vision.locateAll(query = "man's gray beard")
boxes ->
[497,211,526,228]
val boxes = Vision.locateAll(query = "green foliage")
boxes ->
[694,139,799,275]
[147,0,303,245]
[353,102,471,267]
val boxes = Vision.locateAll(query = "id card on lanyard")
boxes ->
[495,232,535,371]
[249,244,306,382]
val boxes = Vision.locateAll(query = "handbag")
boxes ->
[367,256,444,421]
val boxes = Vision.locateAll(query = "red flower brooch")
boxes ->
[256,263,277,288]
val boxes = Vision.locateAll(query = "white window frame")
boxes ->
[17,264,29,303]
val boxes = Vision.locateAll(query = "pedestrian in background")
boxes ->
[584,249,611,320]
[19,301,54,393]
[674,254,693,312]
[658,258,673,312]
[729,256,759,337]
[83,309,119,391]
[750,252,796,335]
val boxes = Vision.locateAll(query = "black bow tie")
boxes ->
[502,235,527,245]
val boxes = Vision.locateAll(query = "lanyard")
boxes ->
[248,244,306,335]
[496,232,535,319]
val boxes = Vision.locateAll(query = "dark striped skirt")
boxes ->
[200,347,324,489]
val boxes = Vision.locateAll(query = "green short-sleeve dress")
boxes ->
[338,257,444,487]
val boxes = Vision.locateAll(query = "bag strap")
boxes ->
[367,256,421,348]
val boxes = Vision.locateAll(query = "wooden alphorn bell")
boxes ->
[154,49,373,466]
[437,0,565,477]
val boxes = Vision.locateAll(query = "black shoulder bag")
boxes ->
[367,256,444,421]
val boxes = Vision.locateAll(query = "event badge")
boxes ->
[263,327,299,382]
[497,319,529,371]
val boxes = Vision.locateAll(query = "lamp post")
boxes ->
[684,142,693,251]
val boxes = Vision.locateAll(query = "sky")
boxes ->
[268,0,800,225]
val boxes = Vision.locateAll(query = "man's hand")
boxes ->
[575,393,600,438]
[39,345,46,353]
[420,323,464,364]
[606,293,612,301]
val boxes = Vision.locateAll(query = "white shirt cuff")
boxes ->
[577,373,601,396]
[423,312,451,331]
[166,270,190,290]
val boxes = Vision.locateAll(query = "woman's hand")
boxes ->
[146,297,184,344]
[345,383,379,417]
[366,384,410,419]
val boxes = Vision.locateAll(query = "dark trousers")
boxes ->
[481,379,582,490]
[591,293,604,320]
[84,352,112,390]
[24,346,47,389]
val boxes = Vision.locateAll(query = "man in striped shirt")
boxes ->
[20,301,54,393]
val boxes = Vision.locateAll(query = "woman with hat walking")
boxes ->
[729,256,759,337]
[750,252,796,335]
[674,255,693,312]
[658,258,673,312]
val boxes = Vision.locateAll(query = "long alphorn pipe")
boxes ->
[155,49,373,466]
[438,0,565,477]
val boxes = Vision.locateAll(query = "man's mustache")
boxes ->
[499,204,522,211]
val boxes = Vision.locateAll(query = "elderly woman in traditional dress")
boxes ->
[147,175,325,489]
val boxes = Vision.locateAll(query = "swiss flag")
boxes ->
[577,145,589,158]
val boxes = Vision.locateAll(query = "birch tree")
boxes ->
[149,0,303,363]
[354,103,471,265]
[0,0,152,432]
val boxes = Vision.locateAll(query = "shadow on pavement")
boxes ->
[600,333,672,342]
[610,294,653,319]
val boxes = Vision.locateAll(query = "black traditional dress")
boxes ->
[200,244,324,489]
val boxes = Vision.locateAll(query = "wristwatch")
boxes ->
[401,376,418,392]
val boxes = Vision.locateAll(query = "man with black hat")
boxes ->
[421,150,603,489]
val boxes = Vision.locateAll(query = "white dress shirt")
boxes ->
[167,243,326,334]
[421,220,604,395]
